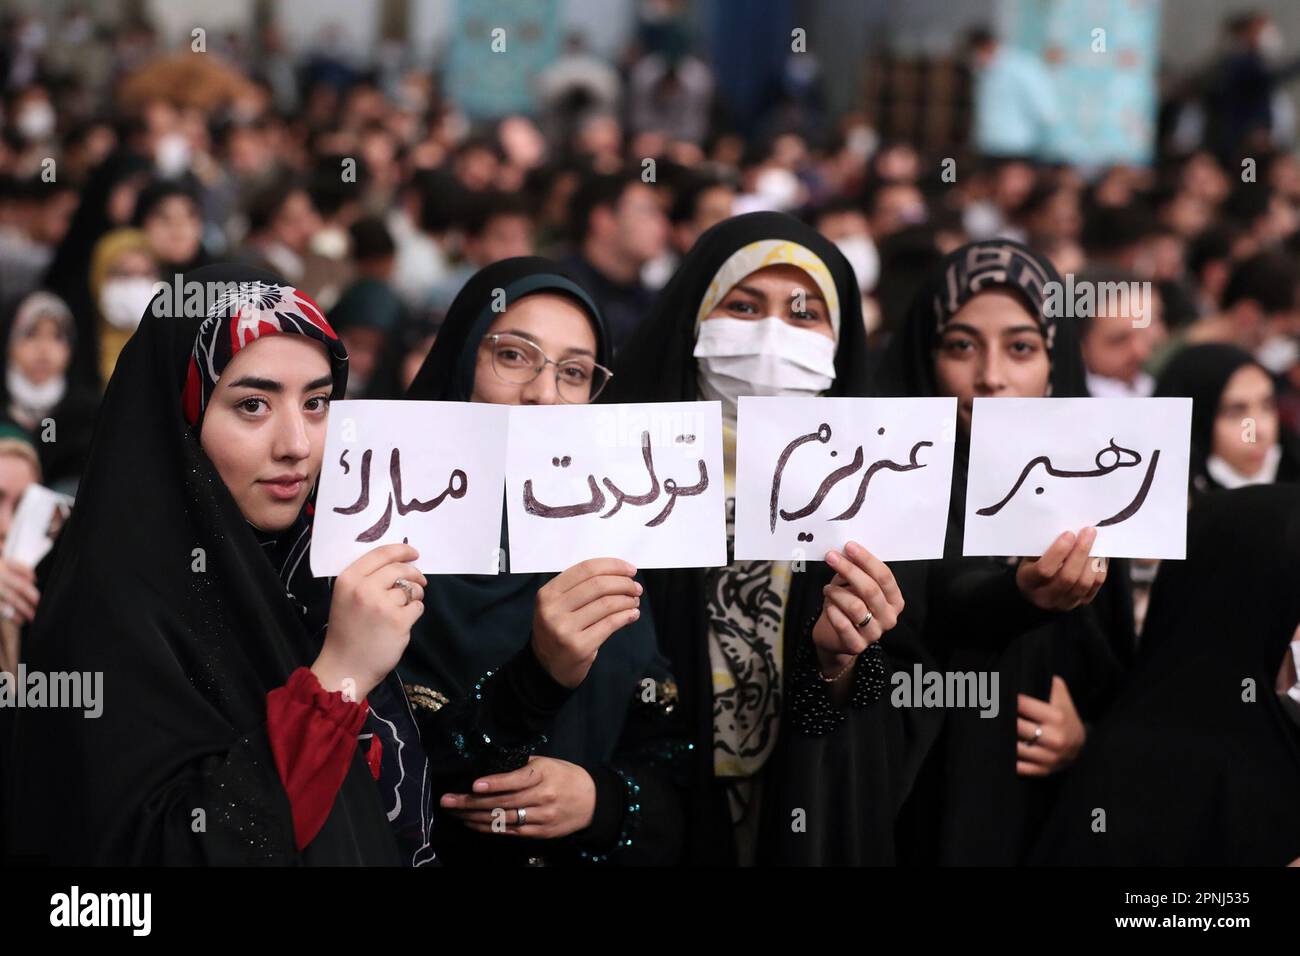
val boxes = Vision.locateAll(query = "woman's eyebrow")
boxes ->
[494,328,540,344]
[560,347,596,359]
[226,375,283,392]
[1000,324,1045,337]
[940,322,982,338]
[305,374,334,391]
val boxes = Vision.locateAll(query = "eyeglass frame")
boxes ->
[480,332,614,403]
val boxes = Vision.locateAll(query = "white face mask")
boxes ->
[99,277,158,330]
[155,133,192,177]
[6,365,64,416]
[694,316,836,419]
[834,233,879,293]
[1255,334,1299,375]
[16,102,55,142]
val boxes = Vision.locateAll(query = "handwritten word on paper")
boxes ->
[505,402,727,572]
[962,397,1192,559]
[311,400,510,576]
[734,397,958,562]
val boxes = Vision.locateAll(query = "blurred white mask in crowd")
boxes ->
[834,233,879,293]
[100,277,158,330]
[155,133,193,178]
[1256,333,1300,375]
[16,101,55,142]
[753,168,802,211]
[694,316,836,417]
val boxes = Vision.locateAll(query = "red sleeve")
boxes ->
[266,667,370,851]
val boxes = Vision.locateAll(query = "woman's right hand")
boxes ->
[0,558,40,624]
[531,558,642,689]
[312,543,427,701]
[1016,527,1107,612]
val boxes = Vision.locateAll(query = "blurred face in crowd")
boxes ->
[399,333,438,393]
[466,213,534,266]
[10,315,71,386]
[0,452,39,553]
[339,326,385,395]
[596,182,668,266]
[1081,308,1155,386]
[675,185,734,253]
[143,195,203,267]
[934,290,1051,432]
[199,335,332,532]
[702,264,834,340]
[454,145,499,192]
[472,294,600,406]
[31,188,77,247]
[273,189,322,254]
[1213,363,1279,477]
[869,183,925,239]
[815,208,870,244]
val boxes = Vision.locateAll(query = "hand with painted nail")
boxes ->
[531,557,642,689]
[812,541,905,678]
[1015,527,1108,612]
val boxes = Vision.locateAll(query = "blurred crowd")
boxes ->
[0,3,1298,526]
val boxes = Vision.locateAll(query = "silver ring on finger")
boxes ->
[391,578,415,606]
[857,610,874,630]
[515,807,527,827]
[1030,725,1043,745]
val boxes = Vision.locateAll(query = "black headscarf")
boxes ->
[880,236,1087,404]
[605,213,939,865]
[42,149,153,390]
[881,239,1132,865]
[1154,342,1300,497]
[0,290,100,491]
[6,262,401,865]
[1034,484,1300,865]
[402,257,660,768]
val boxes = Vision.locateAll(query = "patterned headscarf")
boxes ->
[181,280,348,427]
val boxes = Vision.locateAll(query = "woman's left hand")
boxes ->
[440,756,597,839]
[1016,675,1086,776]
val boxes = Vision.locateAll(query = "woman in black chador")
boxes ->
[605,212,936,865]
[1033,484,1300,866]
[879,239,1133,865]
[5,263,620,865]
[402,256,690,866]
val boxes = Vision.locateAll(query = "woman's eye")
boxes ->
[727,299,758,315]
[497,347,531,365]
[238,398,267,414]
[1009,340,1040,357]
[305,395,330,412]
[941,338,974,353]
[559,364,591,383]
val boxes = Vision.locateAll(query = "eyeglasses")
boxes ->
[482,333,613,403]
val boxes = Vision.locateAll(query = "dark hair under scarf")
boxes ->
[880,237,1088,401]
[401,257,656,771]
[6,263,402,864]
[1154,342,1300,496]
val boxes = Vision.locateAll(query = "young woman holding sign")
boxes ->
[604,212,937,865]
[880,239,1134,865]
[5,264,625,865]
[402,256,691,866]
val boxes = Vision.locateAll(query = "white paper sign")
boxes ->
[3,484,72,568]
[505,402,727,572]
[733,397,959,562]
[962,397,1192,559]
[311,400,510,577]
